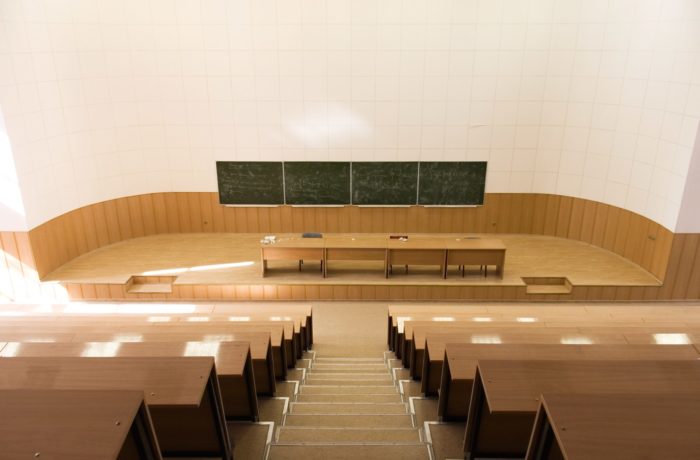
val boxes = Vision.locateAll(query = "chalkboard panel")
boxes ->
[352,162,418,205]
[216,161,284,205]
[418,162,487,205]
[284,162,351,205]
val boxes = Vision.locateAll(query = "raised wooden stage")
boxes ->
[42,233,664,302]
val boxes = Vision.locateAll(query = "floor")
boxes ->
[44,232,660,287]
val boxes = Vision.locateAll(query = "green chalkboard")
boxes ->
[216,161,284,205]
[352,162,418,205]
[418,162,487,205]
[284,162,351,205]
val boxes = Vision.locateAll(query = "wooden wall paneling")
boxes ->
[1,233,28,300]
[655,235,685,299]
[102,200,122,243]
[126,196,146,238]
[246,207,260,232]
[685,239,700,299]
[57,215,77,267]
[209,196,226,232]
[13,233,39,300]
[198,192,214,232]
[153,193,171,234]
[554,196,572,237]
[671,234,699,299]
[474,199,489,232]
[612,209,630,256]
[173,193,190,232]
[78,206,99,252]
[493,194,510,233]
[115,198,134,240]
[542,194,560,236]
[567,197,584,241]
[139,194,157,236]
[519,194,536,234]
[590,203,608,248]
[579,200,597,243]
[640,222,659,272]
[650,227,674,281]
[69,209,89,256]
[156,193,178,233]
[230,207,245,232]
[623,214,647,266]
[185,193,202,232]
[531,194,548,235]
[602,206,620,252]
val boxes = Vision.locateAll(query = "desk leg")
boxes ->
[442,250,448,279]
[260,249,266,277]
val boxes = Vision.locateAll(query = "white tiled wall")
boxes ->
[1,0,699,231]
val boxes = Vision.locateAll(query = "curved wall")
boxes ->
[1,0,699,231]
[28,192,673,282]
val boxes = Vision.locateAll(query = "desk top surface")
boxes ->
[444,343,700,379]
[260,234,505,250]
[538,393,700,460]
[477,359,700,413]
[1,341,250,375]
[0,389,150,460]
[0,356,214,406]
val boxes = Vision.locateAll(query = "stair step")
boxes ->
[295,394,404,403]
[290,403,407,414]
[306,373,392,381]
[315,357,384,364]
[301,385,397,395]
[303,379,394,386]
[311,367,388,374]
[313,363,387,370]
[267,444,430,460]
[283,414,414,428]
[276,427,421,443]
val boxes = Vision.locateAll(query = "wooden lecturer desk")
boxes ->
[260,234,506,279]
[0,389,161,460]
[464,360,700,460]
[526,393,700,460]
[0,356,232,460]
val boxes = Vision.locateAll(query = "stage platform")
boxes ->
[43,233,662,302]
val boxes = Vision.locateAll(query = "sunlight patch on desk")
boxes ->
[653,333,690,345]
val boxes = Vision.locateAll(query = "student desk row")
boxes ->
[0,329,277,397]
[260,234,506,279]
[421,329,700,395]
[0,340,259,421]
[0,389,162,460]
[527,393,700,460]
[0,356,232,459]
[436,343,700,421]
[0,319,295,381]
[464,360,700,459]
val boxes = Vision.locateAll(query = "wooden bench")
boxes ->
[1,340,259,421]
[526,393,700,460]
[0,356,232,459]
[464,360,700,460]
[438,343,700,421]
[0,389,162,459]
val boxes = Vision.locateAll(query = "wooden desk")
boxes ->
[260,237,324,277]
[438,343,700,421]
[464,360,700,460]
[526,393,700,460]
[324,235,387,277]
[0,389,162,460]
[444,238,506,278]
[387,237,446,277]
[0,356,232,459]
[0,321,290,381]
[1,341,259,421]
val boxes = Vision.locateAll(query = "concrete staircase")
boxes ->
[267,353,432,460]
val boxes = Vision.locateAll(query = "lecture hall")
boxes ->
[1,0,700,459]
